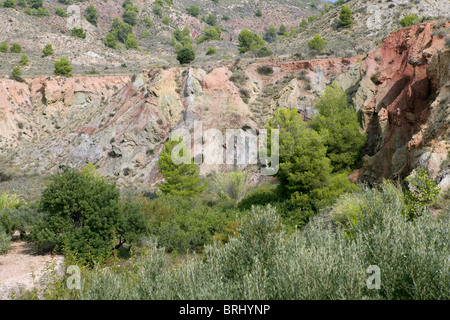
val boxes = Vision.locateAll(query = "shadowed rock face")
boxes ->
[338,22,449,192]
[0,23,448,192]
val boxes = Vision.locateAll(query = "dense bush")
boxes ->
[186,5,199,18]
[403,168,440,220]
[157,136,204,195]
[139,195,235,253]
[308,34,327,52]
[123,4,138,26]
[310,83,366,172]
[257,65,274,75]
[54,57,73,76]
[339,4,354,28]
[3,0,16,8]
[10,43,22,53]
[85,4,98,26]
[176,46,195,64]
[27,166,147,265]
[197,26,221,43]
[71,27,87,39]
[256,46,272,57]
[55,7,67,17]
[206,46,216,55]
[68,191,449,299]
[0,41,8,52]
[0,226,11,255]
[238,29,265,53]
[42,43,54,56]
[207,171,253,207]
[399,14,420,28]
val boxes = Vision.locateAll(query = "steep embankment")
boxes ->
[337,22,449,192]
[0,22,448,194]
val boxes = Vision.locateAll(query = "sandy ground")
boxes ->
[0,241,64,300]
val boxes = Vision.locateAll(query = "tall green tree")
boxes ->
[187,5,199,18]
[238,29,265,53]
[54,56,73,76]
[157,135,205,197]
[266,108,332,204]
[339,4,354,28]
[85,4,98,26]
[310,83,366,172]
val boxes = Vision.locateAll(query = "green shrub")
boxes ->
[257,65,274,75]
[339,4,354,28]
[256,46,272,57]
[10,66,22,81]
[139,195,234,253]
[310,82,366,172]
[110,18,133,43]
[162,15,170,25]
[71,27,87,39]
[0,226,11,255]
[157,136,204,196]
[0,41,8,52]
[206,46,216,55]
[205,13,217,26]
[3,0,16,8]
[308,34,327,52]
[238,29,266,53]
[28,166,147,265]
[54,57,73,76]
[403,168,440,220]
[207,171,253,207]
[55,7,68,17]
[370,72,380,84]
[19,54,29,66]
[1,203,46,239]
[144,17,152,27]
[124,33,139,50]
[10,43,22,53]
[103,32,118,49]
[176,46,195,64]
[255,7,262,17]
[42,43,54,56]
[278,24,287,35]
[186,5,199,18]
[399,14,420,28]
[85,4,98,26]
[123,4,138,26]
[197,25,221,43]
[28,0,42,9]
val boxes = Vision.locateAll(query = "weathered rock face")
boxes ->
[1,55,358,188]
[1,23,447,192]
[338,22,449,192]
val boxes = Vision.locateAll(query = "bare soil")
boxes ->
[0,241,64,300]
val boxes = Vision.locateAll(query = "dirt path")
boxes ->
[0,241,64,300]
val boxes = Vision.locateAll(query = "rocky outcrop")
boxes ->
[338,22,449,192]
[1,23,447,193]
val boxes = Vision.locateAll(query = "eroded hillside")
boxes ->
[0,21,448,195]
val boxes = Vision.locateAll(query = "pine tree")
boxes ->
[339,4,354,28]
[85,4,98,26]
[54,57,73,76]
[157,135,205,197]
[42,43,54,56]
[310,83,366,172]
